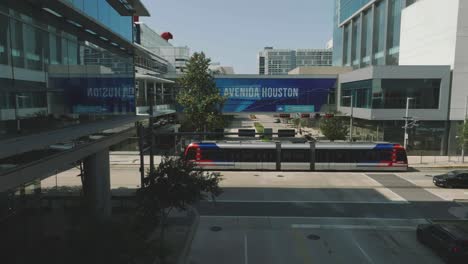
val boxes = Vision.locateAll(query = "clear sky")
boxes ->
[140,0,334,74]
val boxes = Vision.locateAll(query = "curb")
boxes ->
[410,165,468,169]
[177,206,200,264]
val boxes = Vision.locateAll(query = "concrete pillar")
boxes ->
[83,149,111,220]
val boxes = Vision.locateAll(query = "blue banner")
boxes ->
[50,77,135,114]
[215,78,336,113]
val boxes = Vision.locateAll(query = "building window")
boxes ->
[373,1,386,65]
[341,79,373,108]
[10,18,24,68]
[361,9,372,67]
[351,18,361,66]
[379,79,440,109]
[387,0,402,65]
[0,13,9,65]
[343,23,351,66]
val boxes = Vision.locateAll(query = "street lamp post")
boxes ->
[342,95,353,142]
[15,95,29,134]
[404,97,414,150]
[462,96,468,163]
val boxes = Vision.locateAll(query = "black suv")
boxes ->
[417,223,468,263]
[433,170,468,188]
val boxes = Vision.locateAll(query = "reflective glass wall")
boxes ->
[332,0,344,66]
[387,0,402,65]
[340,0,374,23]
[341,79,441,109]
[63,0,133,42]
[334,0,407,68]
[0,3,134,139]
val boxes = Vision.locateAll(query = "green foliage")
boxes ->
[254,122,264,134]
[176,52,227,132]
[457,121,468,150]
[137,156,223,262]
[138,156,223,216]
[319,117,348,141]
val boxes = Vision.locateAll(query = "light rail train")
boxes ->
[183,142,408,171]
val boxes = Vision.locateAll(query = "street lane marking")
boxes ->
[354,239,375,264]
[376,188,407,202]
[207,200,409,204]
[291,224,416,231]
[201,215,429,222]
[244,234,248,264]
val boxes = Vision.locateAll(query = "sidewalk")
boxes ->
[110,152,468,169]
[408,155,468,168]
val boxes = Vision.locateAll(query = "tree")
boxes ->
[137,156,223,262]
[457,121,468,151]
[177,52,227,132]
[319,116,348,141]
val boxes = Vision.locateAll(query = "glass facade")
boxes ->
[340,0,374,23]
[64,0,133,42]
[334,0,409,68]
[332,0,344,66]
[361,9,373,66]
[341,79,441,109]
[351,18,361,66]
[343,24,351,66]
[387,0,402,65]
[0,2,135,139]
[373,1,386,65]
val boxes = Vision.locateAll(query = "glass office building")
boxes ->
[333,0,416,68]
[0,0,142,139]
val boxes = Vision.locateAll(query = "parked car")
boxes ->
[417,223,468,263]
[433,170,468,188]
[274,118,281,123]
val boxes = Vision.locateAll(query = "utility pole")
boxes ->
[404,97,414,150]
[137,123,145,187]
[342,95,354,142]
[149,87,155,173]
[462,96,468,163]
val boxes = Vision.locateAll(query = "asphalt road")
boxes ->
[188,171,467,264]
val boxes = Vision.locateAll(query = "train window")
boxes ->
[315,149,394,163]
[242,149,257,162]
[186,148,196,160]
[316,149,329,163]
[225,149,242,162]
[281,149,309,163]
[202,149,224,161]
[258,149,277,162]
[332,150,351,163]
[396,150,407,163]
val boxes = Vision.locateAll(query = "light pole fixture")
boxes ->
[342,95,354,142]
[15,94,29,134]
[404,97,414,150]
[462,96,468,163]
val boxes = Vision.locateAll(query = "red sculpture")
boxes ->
[161,32,173,41]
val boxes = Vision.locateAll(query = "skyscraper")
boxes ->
[258,47,332,75]
[332,0,418,68]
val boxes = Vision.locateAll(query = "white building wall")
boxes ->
[399,0,468,121]
[451,0,468,120]
[399,0,459,68]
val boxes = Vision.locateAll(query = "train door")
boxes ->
[263,148,277,170]
[315,149,329,170]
